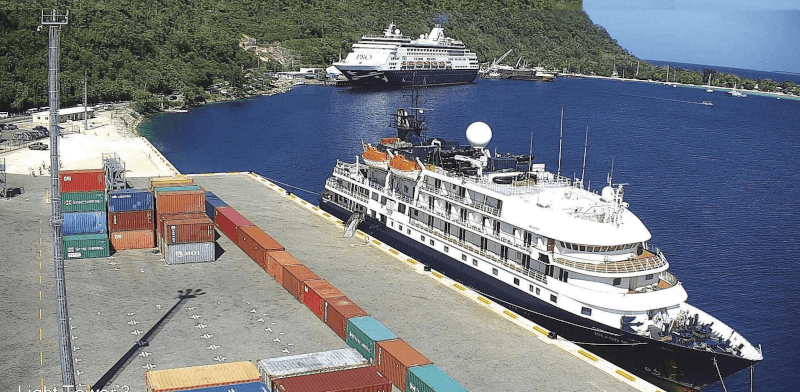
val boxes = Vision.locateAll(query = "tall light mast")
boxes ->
[42,9,76,391]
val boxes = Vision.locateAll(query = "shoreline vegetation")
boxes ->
[1,2,796,116]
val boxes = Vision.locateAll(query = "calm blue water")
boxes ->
[140,78,800,391]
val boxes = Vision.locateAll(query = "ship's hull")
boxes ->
[334,67,478,87]
[319,196,758,391]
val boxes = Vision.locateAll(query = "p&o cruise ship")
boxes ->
[319,87,763,391]
[332,23,479,87]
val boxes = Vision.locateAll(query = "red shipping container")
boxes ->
[237,225,284,265]
[303,279,345,321]
[110,229,155,251]
[324,296,368,340]
[59,169,105,192]
[214,207,254,244]
[108,210,154,232]
[282,264,321,302]
[265,251,301,285]
[375,339,432,392]
[271,366,390,392]
[155,189,205,215]
[162,217,214,245]
[156,211,206,236]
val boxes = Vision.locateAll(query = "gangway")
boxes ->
[343,212,365,238]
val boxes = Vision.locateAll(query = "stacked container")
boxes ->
[257,348,368,391]
[346,316,398,363]
[60,169,109,259]
[269,366,391,392]
[107,188,155,251]
[375,339,432,392]
[145,361,261,392]
[152,179,214,265]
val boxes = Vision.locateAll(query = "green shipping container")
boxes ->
[407,364,467,392]
[63,234,110,259]
[346,316,397,362]
[61,191,106,212]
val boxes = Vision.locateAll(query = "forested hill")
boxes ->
[1,0,651,113]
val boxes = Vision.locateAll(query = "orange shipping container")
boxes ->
[156,211,207,236]
[265,251,302,285]
[110,229,155,251]
[155,189,205,215]
[324,296,368,340]
[375,339,432,392]
[237,225,284,266]
[161,217,214,245]
[108,210,154,232]
[145,361,261,392]
[303,279,345,321]
[281,264,321,302]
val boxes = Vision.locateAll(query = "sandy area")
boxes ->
[0,105,178,177]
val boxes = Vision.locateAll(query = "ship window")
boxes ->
[513,277,519,286]
[581,307,592,316]
[492,268,498,276]
[601,246,608,252]
[536,287,540,295]
[399,224,403,231]
[444,246,449,253]
[398,204,406,214]
[413,209,418,216]
[559,241,565,248]
[529,284,534,292]
[421,235,425,242]
[429,239,434,246]
[462,254,467,261]
[407,229,411,235]
[646,274,653,280]
[613,278,621,286]
[472,259,478,266]
[579,245,586,251]
[550,294,558,303]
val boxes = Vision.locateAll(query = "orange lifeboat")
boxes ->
[381,137,399,146]
[389,155,421,179]
[362,146,389,170]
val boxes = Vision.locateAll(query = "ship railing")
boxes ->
[419,180,501,216]
[659,270,679,287]
[553,251,667,274]
[420,182,466,204]
[326,178,368,203]
[408,220,547,284]
[368,180,384,192]
[389,188,414,205]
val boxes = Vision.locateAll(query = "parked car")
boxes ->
[7,124,18,130]
[29,142,48,150]
[33,125,47,131]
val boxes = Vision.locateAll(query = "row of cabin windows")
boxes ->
[612,274,654,286]
[560,241,638,253]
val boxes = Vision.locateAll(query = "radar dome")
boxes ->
[466,122,492,148]
[601,186,614,202]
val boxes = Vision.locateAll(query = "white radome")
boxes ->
[466,121,492,148]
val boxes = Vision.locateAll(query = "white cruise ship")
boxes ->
[319,89,763,391]
[333,22,479,87]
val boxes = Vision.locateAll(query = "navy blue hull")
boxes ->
[336,68,478,87]
[319,197,757,391]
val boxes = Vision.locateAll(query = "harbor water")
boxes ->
[139,77,800,391]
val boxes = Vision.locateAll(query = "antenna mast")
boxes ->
[580,126,588,187]
[42,9,76,392]
[557,107,564,178]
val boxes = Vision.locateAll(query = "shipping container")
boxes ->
[161,217,214,245]
[110,229,155,251]
[324,296,368,341]
[270,366,390,392]
[63,211,108,235]
[156,211,207,236]
[375,339,432,392]
[257,348,368,387]
[346,316,397,363]
[145,361,261,392]
[63,234,110,259]
[237,225,284,266]
[61,191,106,212]
[149,175,194,190]
[264,251,301,285]
[281,264,321,302]
[205,191,228,220]
[155,189,205,215]
[153,185,202,195]
[170,382,269,392]
[302,279,345,321]
[108,188,154,212]
[163,242,215,265]
[214,207,253,244]
[59,169,104,192]
[406,364,467,392]
[108,210,154,232]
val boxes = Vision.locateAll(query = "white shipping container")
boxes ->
[258,348,368,384]
[163,241,215,265]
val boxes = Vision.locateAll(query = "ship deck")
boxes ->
[3,173,645,392]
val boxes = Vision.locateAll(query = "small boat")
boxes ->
[701,101,713,106]
[362,146,389,170]
[388,154,421,179]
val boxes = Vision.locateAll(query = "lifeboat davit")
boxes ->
[389,155,421,179]
[362,146,389,170]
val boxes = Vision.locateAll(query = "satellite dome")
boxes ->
[601,186,614,202]
[466,122,492,148]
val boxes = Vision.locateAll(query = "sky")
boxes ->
[582,0,800,73]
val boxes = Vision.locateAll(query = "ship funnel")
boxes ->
[466,122,492,148]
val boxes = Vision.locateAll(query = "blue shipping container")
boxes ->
[108,189,154,212]
[153,185,202,195]
[172,382,270,392]
[63,211,108,235]
[205,191,228,220]
[407,364,467,392]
